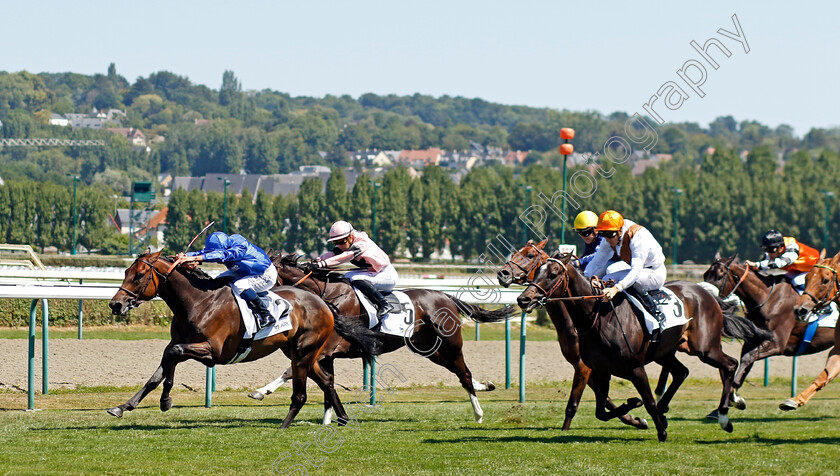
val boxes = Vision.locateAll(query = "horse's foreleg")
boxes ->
[653,353,689,415]
[249,367,293,401]
[107,365,166,417]
[627,365,668,442]
[159,342,213,412]
[314,358,343,425]
[562,364,591,430]
[781,349,840,410]
[734,339,780,389]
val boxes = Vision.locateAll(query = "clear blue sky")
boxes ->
[5,0,837,136]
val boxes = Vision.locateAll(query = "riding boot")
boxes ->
[353,279,394,318]
[629,285,664,342]
[241,288,274,329]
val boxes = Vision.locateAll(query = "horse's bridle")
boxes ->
[529,258,570,306]
[507,243,550,284]
[802,263,840,312]
[715,260,776,311]
[118,256,171,308]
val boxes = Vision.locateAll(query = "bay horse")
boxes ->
[248,253,515,423]
[497,239,648,430]
[518,253,764,441]
[781,249,840,411]
[107,250,380,428]
[703,254,835,414]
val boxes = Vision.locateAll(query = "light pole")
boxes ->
[559,128,575,244]
[824,191,834,251]
[672,188,683,272]
[518,184,532,244]
[217,177,231,234]
[371,182,381,241]
[66,174,80,255]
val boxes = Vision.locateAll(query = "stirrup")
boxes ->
[376,303,394,318]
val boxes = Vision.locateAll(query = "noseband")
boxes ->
[529,258,571,305]
[506,243,549,283]
[802,263,840,312]
[118,256,172,305]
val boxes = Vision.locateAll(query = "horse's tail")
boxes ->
[718,297,773,341]
[447,295,517,323]
[328,304,384,357]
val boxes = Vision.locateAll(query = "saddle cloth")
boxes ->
[806,301,840,328]
[231,288,293,340]
[353,288,416,338]
[623,287,690,334]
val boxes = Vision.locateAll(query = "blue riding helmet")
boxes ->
[205,231,230,250]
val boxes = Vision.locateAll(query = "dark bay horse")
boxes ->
[518,254,763,441]
[249,253,515,423]
[704,254,835,414]
[107,251,380,428]
[497,239,648,431]
[781,250,840,410]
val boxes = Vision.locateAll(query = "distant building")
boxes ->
[107,128,147,147]
[48,114,70,127]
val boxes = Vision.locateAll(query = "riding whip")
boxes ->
[167,221,215,273]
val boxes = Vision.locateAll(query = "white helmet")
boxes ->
[328,220,354,242]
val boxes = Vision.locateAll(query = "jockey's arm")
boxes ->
[757,246,799,270]
[583,243,611,278]
[319,249,356,268]
[615,238,650,291]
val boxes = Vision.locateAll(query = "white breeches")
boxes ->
[345,264,398,292]
[228,266,278,295]
[604,262,667,291]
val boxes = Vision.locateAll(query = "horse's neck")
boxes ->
[732,266,776,308]
[564,265,599,326]
[159,269,227,323]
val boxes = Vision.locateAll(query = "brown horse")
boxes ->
[497,239,648,430]
[248,253,515,423]
[107,250,380,428]
[703,254,835,414]
[518,254,762,441]
[781,250,840,410]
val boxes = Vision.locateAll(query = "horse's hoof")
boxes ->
[706,410,719,420]
[636,418,649,430]
[160,397,172,412]
[248,391,265,401]
[107,406,123,418]
[779,399,799,411]
[474,414,484,424]
[484,381,496,392]
[658,430,668,442]
[731,394,746,410]
[627,397,643,409]
[721,420,734,433]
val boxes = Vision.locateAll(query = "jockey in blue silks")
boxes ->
[177,232,278,328]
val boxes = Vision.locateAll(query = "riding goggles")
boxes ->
[576,228,595,238]
[597,230,619,239]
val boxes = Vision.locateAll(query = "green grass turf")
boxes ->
[1,382,840,475]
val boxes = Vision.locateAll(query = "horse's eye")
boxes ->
[526,253,534,259]
[823,278,830,285]
[134,273,145,281]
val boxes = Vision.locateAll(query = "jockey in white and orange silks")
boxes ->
[309,220,398,318]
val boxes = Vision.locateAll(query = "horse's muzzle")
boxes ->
[497,269,513,287]
[517,293,540,313]
[793,305,811,322]
[109,299,132,316]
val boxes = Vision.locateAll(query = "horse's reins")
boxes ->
[802,263,840,311]
[119,256,172,303]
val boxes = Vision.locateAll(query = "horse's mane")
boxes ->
[139,252,215,281]
[269,251,351,285]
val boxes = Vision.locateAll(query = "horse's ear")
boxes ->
[714,250,721,261]
[536,238,548,249]
[150,249,162,259]
[831,251,840,265]
[819,248,827,259]
[559,253,573,264]
[526,239,534,245]
[724,253,736,265]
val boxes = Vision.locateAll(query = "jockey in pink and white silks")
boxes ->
[309,221,398,318]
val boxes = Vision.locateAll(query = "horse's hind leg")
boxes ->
[653,353,689,415]
[427,347,484,423]
[281,358,308,429]
[589,371,642,423]
[249,366,293,401]
[653,366,670,401]
[309,359,346,426]
[107,342,178,417]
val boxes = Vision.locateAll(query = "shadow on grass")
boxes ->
[696,436,840,445]
[423,434,651,444]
